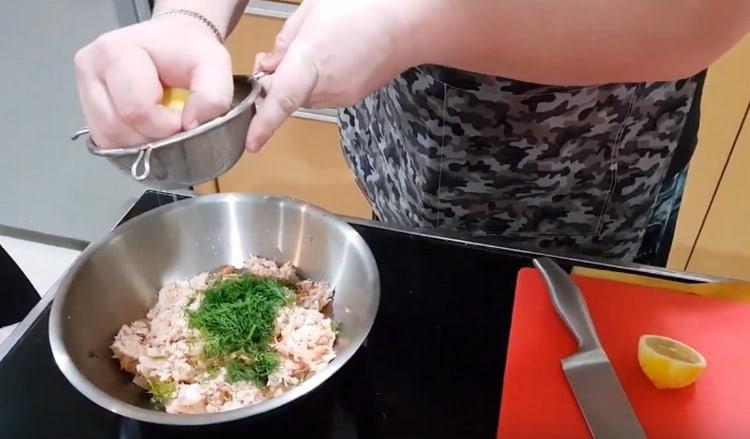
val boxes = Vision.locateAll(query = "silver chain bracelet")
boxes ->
[152,9,224,44]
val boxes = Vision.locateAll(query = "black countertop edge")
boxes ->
[0,225,89,252]
[341,214,725,284]
[0,189,726,364]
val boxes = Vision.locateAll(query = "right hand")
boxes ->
[74,14,233,149]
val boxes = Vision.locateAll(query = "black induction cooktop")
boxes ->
[0,190,694,439]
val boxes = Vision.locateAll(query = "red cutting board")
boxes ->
[497,268,750,439]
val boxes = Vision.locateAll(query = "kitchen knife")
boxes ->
[533,258,647,439]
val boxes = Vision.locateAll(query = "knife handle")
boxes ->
[533,258,602,352]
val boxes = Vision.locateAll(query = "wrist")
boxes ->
[152,10,225,43]
[150,12,225,46]
[153,0,246,37]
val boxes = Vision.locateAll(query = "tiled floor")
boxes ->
[0,235,80,296]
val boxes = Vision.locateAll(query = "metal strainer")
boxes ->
[71,73,263,190]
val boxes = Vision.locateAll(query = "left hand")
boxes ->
[245,0,428,152]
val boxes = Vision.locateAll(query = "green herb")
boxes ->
[188,273,294,385]
[226,348,280,385]
[146,378,176,406]
[331,321,343,334]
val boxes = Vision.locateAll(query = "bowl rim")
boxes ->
[48,193,380,425]
[87,75,262,157]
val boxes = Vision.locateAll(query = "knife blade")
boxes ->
[533,258,646,439]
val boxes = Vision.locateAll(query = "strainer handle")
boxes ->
[70,72,264,143]
[252,71,267,82]
[71,127,90,141]
[131,148,152,181]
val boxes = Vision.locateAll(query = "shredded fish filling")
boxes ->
[110,256,336,414]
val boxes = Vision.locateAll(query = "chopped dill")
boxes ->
[226,349,280,385]
[188,273,294,385]
[331,321,343,334]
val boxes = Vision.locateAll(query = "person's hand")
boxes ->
[74,14,233,149]
[246,0,429,152]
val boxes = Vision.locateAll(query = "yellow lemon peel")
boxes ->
[638,335,707,389]
[161,87,190,112]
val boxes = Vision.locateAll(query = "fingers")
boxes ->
[254,53,276,99]
[245,45,318,152]
[74,48,149,148]
[253,52,268,73]
[78,79,151,148]
[181,47,234,130]
[74,18,236,150]
[102,48,182,139]
[259,0,318,73]
[246,0,320,151]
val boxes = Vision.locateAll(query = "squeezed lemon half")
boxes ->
[638,335,707,389]
[161,87,190,112]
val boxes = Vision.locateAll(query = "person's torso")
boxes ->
[339,66,701,261]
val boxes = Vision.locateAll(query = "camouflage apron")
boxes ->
[338,65,700,261]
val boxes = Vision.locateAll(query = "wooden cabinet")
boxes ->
[687,103,750,280]
[199,6,371,218]
[216,116,371,217]
[668,37,750,269]
[668,36,750,279]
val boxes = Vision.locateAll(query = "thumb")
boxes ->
[253,52,269,73]
[258,0,318,73]
[258,46,284,74]
[181,50,234,129]
[246,49,318,152]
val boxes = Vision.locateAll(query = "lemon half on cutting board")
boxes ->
[638,335,707,389]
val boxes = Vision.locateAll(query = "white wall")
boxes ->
[0,0,151,242]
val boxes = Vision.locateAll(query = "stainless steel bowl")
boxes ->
[72,74,262,190]
[49,194,380,425]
